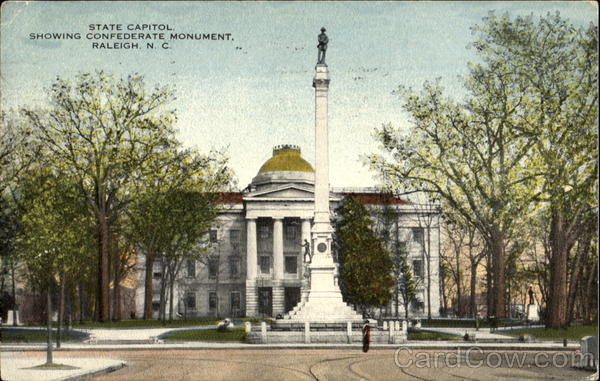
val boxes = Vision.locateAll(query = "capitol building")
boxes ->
[135,144,441,319]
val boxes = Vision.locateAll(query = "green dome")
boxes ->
[258,145,314,173]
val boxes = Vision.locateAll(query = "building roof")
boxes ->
[214,192,244,203]
[341,192,407,205]
[258,145,315,173]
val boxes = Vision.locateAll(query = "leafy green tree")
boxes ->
[335,196,395,316]
[126,147,232,320]
[370,12,597,319]
[21,71,178,321]
[0,194,19,325]
[1,111,41,325]
[469,13,598,328]
[16,170,94,362]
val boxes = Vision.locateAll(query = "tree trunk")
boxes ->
[144,252,155,319]
[57,275,65,348]
[426,227,431,319]
[169,271,175,321]
[113,246,121,321]
[566,221,592,324]
[486,249,494,318]
[455,252,462,317]
[566,244,587,324]
[11,257,17,327]
[490,230,506,318]
[470,261,478,318]
[547,208,569,328]
[583,260,597,322]
[78,282,85,322]
[46,285,53,365]
[159,261,167,322]
[97,210,111,322]
[440,261,447,316]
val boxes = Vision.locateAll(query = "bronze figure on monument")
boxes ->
[317,27,328,65]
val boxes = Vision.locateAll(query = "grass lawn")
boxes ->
[64,317,271,328]
[408,330,461,341]
[161,327,246,342]
[502,325,598,340]
[421,318,521,329]
[0,328,88,342]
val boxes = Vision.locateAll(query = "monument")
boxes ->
[526,286,540,322]
[281,28,363,323]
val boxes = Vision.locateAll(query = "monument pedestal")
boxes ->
[5,310,21,326]
[526,303,540,322]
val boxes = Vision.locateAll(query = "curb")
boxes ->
[57,361,127,381]
[1,343,581,352]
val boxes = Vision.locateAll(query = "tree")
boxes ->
[370,12,597,319]
[469,13,597,328]
[22,71,178,321]
[335,196,395,316]
[126,146,232,320]
[397,242,417,319]
[371,204,398,317]
[1,111,41,326]
[16,170,94,361]
[371,76,537,318]
[0,112,40,194]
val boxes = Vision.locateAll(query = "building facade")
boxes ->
[135,145,441,319]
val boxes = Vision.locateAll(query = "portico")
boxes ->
[243,145,320,317]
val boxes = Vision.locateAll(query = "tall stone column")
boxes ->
[245,218,258,317]
[280,30,362,323]
[272,217,285,315]
[312,65,332,239]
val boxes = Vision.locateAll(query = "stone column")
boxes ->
[245,218,258,317]
[312,64,331,235]
[272,218,285,315]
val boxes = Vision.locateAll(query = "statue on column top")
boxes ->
[317,27,328,65]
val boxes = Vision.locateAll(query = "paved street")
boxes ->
[72,349,593,381]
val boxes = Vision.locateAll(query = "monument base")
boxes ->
[278,264,363,324]
[526,303,540,322]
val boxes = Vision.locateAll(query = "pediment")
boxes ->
[245,184,314,200]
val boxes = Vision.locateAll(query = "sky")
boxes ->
[1,1,597,189]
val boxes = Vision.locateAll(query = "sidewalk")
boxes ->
[1,351,125,381]
[1,340,581,351]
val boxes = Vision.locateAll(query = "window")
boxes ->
[152,302,160,311]
[285,256,297,274]
[209,229,218,243]
[285,225,297,242]
[208,258,219,279]
[229,229,241,253]
[231,291,241,310]
[153,271,162,280]
[186,259,196,278]
[186,292,196,309]
[209,292,217,310]
[259,256,270,274]
[258,224,270,239]
[412,227,424,243]
[412,259,423,278]
[229,257,240,278]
